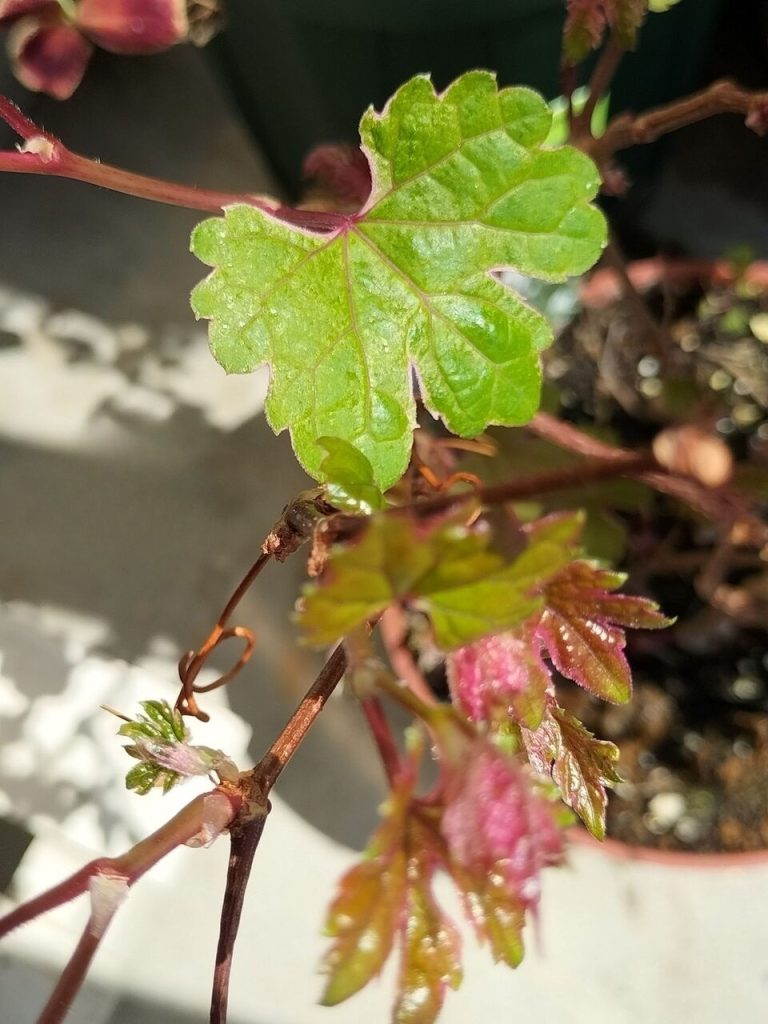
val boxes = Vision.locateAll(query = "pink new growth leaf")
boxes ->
[536,561,672,703]
[441,746,564,914]
[448,630,552,730]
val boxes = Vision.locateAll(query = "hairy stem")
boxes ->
[1,790,240,1024]
[37,917,109,1024]
[0,94,350,230]
[0,791,238,940]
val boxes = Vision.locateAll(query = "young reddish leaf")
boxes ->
[448,629,552,730]
[8,15,92,100]
[563,0,613,62]
[322,790,409,1005]
[523,704,621,839]
[393,863,462,1024]
[536,561,672,703]
[299,513,574,650]
[563,1,648,63]
[440,744,565,916]
[76,0,188,54]
[192,71,605,488]
[303,143,373,210]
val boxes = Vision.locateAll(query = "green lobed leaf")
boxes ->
[299,513,575,650]
[118,700,188,744]
[191,71,606,488]
[536,561,673,703]
[125,760,181,795]
[116,700,236,795]
[317,436,385,513]
[523,704,621,840]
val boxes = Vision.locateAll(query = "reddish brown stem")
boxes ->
[573,34,625,138]
[527,411,631,460]
[0,864,93,939]
[0,791,240,939]
[402,450,654,522]
[208,643,349,1022]
[591,79,768,163]
[528,413,768,548]
[211,811,269,1024]
[37,919,107,1024]
[1,790,240,1024]
[380,605,438,708]
[0,94,39,139]
[360,696,403,784]
[0,94,351,230]
[260,644,349,791]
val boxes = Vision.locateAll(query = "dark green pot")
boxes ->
[211,0,721,195]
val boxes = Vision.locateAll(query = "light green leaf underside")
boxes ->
[191,70,606,487]
[299,514,575,651]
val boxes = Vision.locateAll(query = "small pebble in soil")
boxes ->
[749,312,768,342]
[639,378,663,398]
[733,403,761,426]
[637,749,657,770]
[645,792,686,834]
[637,356,660,378]
[674,816,704,844]
[709,369,732,391]
[732,676,763,701]
[733,738,753,758]
[683,731,704,753]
